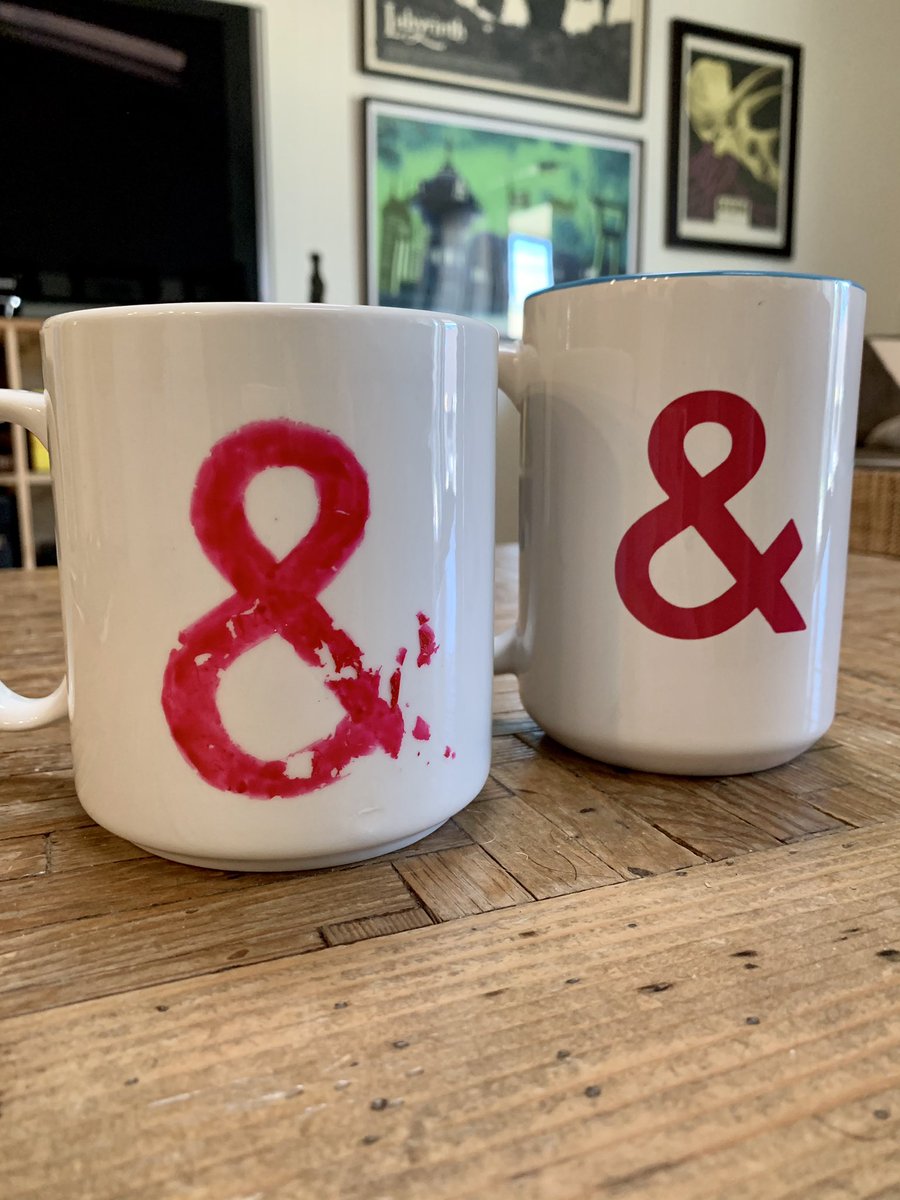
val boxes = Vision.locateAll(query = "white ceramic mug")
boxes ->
[495,272,866,775]
[0,303,497,870]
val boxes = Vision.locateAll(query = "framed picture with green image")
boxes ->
[365,99,641,338]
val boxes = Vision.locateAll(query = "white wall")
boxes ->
[227,0,900,538]
[238,0,900,330]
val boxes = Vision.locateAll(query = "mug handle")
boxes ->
[0,388,68,729]
[494,342,526,676]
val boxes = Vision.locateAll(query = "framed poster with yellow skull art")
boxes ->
[667,21,801,256]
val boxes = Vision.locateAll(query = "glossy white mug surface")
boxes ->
[497,272,866,775]
[0,303,497,869]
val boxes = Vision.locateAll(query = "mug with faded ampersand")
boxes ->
[0,303,497,870]
[494,271,866,775]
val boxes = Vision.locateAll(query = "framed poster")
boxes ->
[666,20,801,256]
[362,0,646,118]
[365,99,641,338]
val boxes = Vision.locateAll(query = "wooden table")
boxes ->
[3,548,900,1199]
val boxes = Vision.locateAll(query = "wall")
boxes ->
[228,0,900,536]
[236,0,900,328]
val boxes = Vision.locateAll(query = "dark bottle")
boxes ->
[309,252,325,303]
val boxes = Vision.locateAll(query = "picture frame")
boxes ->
[362,0,646,118]
[666,20,801,256]
[365,99,641,339]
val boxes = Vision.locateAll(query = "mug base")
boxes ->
[134,821,446,873]
[537,727,820,776]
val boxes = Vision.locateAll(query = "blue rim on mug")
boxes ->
[526,270,866,301]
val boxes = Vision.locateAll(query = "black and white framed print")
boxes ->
[363,0,645,117]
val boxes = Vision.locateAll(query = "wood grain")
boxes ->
[0,832,47,881]
[495,749,706,876]
[396,844,534,920]
[321,906,433,946]
[2,550,900,1197]
[4,823,900,1200]
[454,792,623,897]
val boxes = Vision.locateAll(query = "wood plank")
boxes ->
[0,857,269,935]
[492,714,542,737]
[322,907,433,947]
[593,775,782,858]
[1,550,900,1199]
[473,1089,900,1200]
[396,844,533,920]
[840,643,900,689]
[474,776,514,804]
[495,752,704,877]
[0,571,69,787]
[0,856,410,937]
[802,782,900,827]
[0,773,83,842]
[754,740,896,797]
[3,824,900,1200]
[0,862,414,1017]
[455,793,623,897]
[0,900,327,1022]
[48,824,151,872]
[512,731,852,854]
[837,701,900,746]
[490,734,538,765]
[0,832,47,880]
[492,675,528,719]
[837,674,900,723]
[815,725,900,795]
[378,818,472,861]
[701,775,850,842]
[0,738,74,781]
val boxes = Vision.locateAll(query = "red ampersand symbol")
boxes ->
[162,419,409,798]
[615,390,806,639]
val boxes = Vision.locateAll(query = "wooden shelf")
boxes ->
[0,317,54,568]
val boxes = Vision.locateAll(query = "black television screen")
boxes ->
[0,0,261,307]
